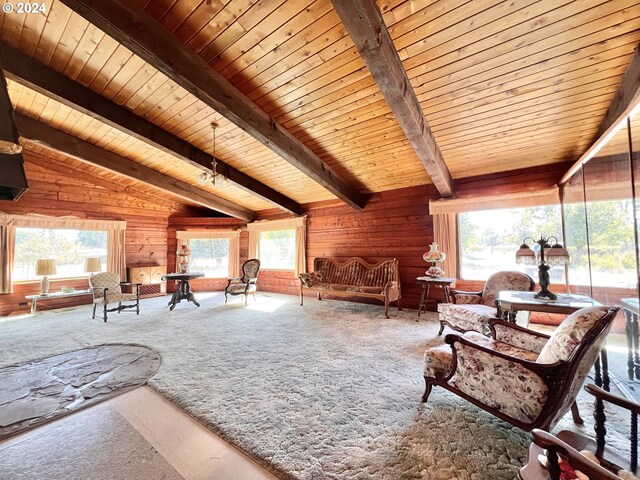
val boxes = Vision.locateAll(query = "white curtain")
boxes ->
[0,212,127,284]
[176,230,241,278]
[246,216,307,276]
[433,213,457,279]
[0,224,16,294]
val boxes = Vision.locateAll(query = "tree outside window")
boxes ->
[14,228,107,280]
[259,229,295,270]
[188,238,230,278]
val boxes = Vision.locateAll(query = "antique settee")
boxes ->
[299,257,401,318]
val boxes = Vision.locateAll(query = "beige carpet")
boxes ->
[0,293,630,479]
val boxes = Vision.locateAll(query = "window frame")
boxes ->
[175,230,240,279]
[257,228,296,272]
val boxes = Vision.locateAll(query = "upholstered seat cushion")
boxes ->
[424,331,539,378]
[227,283,258,294]
[438,303,498,333]
[93,293,138,305]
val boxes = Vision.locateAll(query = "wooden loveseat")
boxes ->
[299,257,401,318]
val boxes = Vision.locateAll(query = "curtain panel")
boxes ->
[246,216,307,276]
[0,213,127,287]
[176,230,241,278]
[433,213,458,279]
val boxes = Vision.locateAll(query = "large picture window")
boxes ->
[188,238,230,278]
[13,228,107,281]
[259,229,295,270]
[458,205,565,282]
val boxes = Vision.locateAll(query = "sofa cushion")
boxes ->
[438,303,498,333]
[93,293,137,305]
[536,306,610,364]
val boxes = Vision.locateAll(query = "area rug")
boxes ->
[0,344,161,440]
[0,293,630,479]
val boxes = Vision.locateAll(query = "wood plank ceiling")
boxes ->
[1,0,639,215]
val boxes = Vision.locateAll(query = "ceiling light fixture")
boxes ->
[198,122,227,187]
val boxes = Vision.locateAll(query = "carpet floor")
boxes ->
[0,292,630,479]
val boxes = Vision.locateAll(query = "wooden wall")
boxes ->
[0,150,201,315]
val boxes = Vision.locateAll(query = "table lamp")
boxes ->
[515,236,570,300]
[84,257,102,287]
[35,259,57,296]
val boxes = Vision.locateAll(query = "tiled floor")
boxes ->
[0,386,278,480]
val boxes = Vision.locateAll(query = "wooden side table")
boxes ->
[25,290,92,314]
[416,276,456,319]
[162,272,205,310]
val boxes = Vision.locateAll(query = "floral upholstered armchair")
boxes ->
[225,259,260,305]
[437,270,535,335]
[89,272,141,322]
[422,305,620,432]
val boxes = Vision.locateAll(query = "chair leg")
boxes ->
[253,292,257,303]
[136,297,140,315]
[92,303,96,319]
[385,296,390,319]
[421,378,433,403]
[224,291,228,304]
[117,302,121,313]
[245,294,248,306]
[397,297,402,311]
[317,292,322,300]
[438,322,445,335]
[103,304,108,323]
[570,401,583,425]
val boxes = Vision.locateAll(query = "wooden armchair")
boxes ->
[89,272,140,322]
[520,384,639,479]
[437,270,535,335]
[225,259,260,305]
[422,306,620,432]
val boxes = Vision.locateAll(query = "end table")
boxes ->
[416,276,456,319]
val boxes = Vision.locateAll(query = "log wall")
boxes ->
[0,151,200,316]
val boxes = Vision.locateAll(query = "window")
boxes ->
[188,238,230,278]
[259,229,295,270]
[458,205,565,282]
[13,228,107,281]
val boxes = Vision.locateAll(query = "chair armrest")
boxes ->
[299,272,323,288]
[247,277,258,284]
[444,333,546,368]
[530,429,621,480]
[585,384,640,414]
[488,318,550,354]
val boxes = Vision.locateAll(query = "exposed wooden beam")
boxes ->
[0,71,28,200]
[59,0,366,210]
[0,43,300,215]
[592,44,640,142]
[562,43,640,184]
[14,114,254,221]
[330,0,453,198]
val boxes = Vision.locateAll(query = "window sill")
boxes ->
[13,276,90,285]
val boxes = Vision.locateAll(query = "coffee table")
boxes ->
[162,272,204,310]
[25,290,92,314]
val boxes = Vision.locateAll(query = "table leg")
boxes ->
[443,285,451,303]
[626,309,635,380]
[633,313,640,379]
[417,283,427,320]
[594,356,602,388]
[601,348,610,392]
[31,299,37,315]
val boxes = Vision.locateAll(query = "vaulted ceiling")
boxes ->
[1,0,638,218]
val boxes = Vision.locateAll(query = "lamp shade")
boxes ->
[515,244,537,265]
[84,257,102,273]
[545,243,570,266]
[35,259,57,276]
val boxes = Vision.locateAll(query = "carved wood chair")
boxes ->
[422,306,620,432]
[520,384,639,479]
[225,259,260,305]
[437,270,535,335]
[89,272,141,322]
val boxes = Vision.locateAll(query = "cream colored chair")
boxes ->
[89,272,140,322]
[437,270,535,335]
